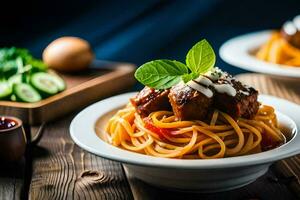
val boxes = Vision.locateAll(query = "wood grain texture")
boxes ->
[0,178,22,200]
[0,160,25,200]
[29,114,133,200]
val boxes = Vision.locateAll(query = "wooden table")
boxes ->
[1,73,300,200]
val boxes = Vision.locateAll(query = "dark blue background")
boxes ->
[1,0,300,74]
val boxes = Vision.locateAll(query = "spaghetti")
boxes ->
[105,103,286,159]
[256,31,300,66]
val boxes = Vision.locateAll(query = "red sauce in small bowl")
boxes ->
[0,117,18,130]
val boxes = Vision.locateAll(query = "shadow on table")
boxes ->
[125,165,297,200]
[31,146,50,159]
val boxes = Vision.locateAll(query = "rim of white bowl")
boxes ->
[219,30,300,78]
[70,92,300,169]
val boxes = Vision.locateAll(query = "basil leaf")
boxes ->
[135,59,188,89]
[186,39,215,74]
[181,72,199,83]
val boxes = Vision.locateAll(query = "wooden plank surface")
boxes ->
[0,161,24,200]
[28,114,133,200]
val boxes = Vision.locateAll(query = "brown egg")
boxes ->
[43,37,94,72]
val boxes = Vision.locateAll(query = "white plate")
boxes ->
[219,30,300,79]
[70,92,300,192]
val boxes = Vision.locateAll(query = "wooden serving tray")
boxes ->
[0,60,136,125]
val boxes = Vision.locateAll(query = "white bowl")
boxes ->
[219,30,300,79]
[70,92,299,192]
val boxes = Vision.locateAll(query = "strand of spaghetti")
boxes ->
[154,139,183,149]
[269,123,286,142]
[145,130,197,158]
[133,135,153,149]
[237,132,254,156]
[210,110,219,125]
[119,122,129,145]
[161,116,176,123]
[202,125,233,131]
[123,112,135,123]
[132,131,145,137]
[258,105,275,114]
[117,117,134,136]
[198,138,226,159]
[173,127,193,133]
[188,130,235,154]
[220,112,244,155]
[203,139,237,153]
[162,134,193,143]
[240,119,283,141]
[112,123,121,146]
[151,112,195,128]
[195,120,209,126]
[109,117,121,136]
[255,115,275,121]
[193,126,226,158]
[154,144,183,154]
[121,135,153,151]
[239,121,262,145]
[118,116,145,138]
[178,124,233,132]
[134,116,160,139]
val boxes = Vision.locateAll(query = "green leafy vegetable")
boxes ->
[135,60,188,89]
[0,47,66,102]
[186,39,215,74]
[0,47,47,81]
[181,72,199,83]
[134,39,216,89]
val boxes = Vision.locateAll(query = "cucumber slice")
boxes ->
[48,73,66,91]
[8,74,22,87]
[31,72,60,96]
[0,82,12,100]
[13,83,41,103]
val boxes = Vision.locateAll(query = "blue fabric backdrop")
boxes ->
[1,0,300,75]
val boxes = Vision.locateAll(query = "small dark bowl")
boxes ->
[0,116,26,161]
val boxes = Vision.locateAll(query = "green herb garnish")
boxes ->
[134,39,216,89]
[0,47,47,81]
[186,39,215,74]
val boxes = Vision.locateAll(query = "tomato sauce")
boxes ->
[144,119,174,140]
[261,131,282,151]
[0,117,18,130]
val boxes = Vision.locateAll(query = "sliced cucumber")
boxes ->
[13,83,41,103]
[48,73,66,91]
[8,74,22,87]
[0,82,12,100]
[30,72,60,96]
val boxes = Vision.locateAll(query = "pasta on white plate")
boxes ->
[105,104,285,159]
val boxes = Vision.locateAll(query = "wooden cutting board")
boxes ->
[0,60,136,125]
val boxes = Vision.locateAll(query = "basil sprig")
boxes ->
[134,39,215,89]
